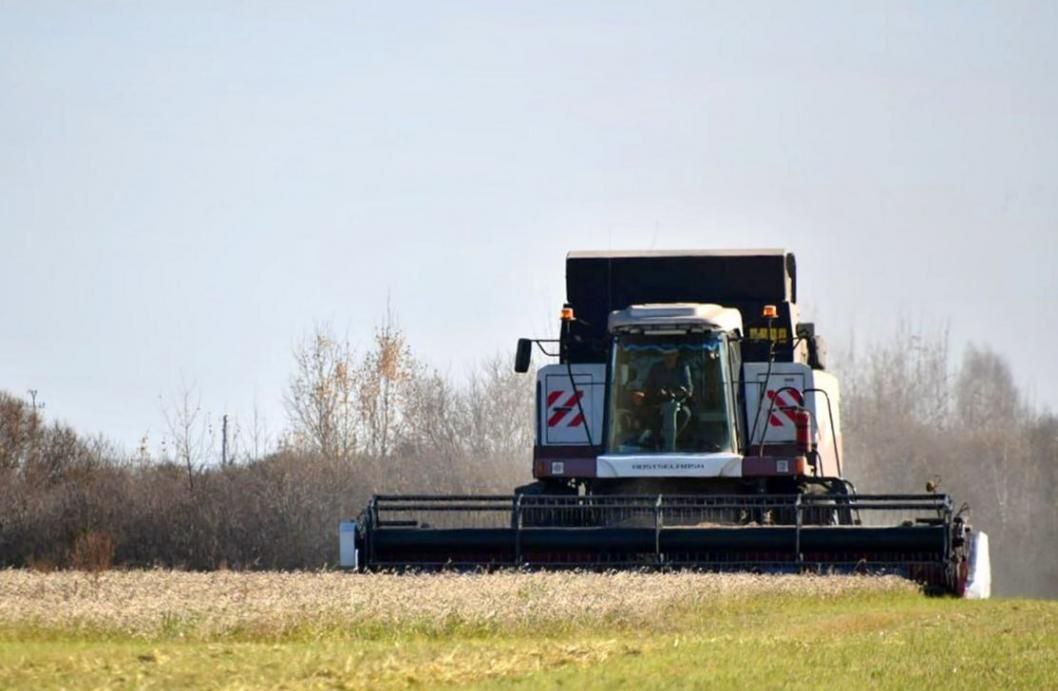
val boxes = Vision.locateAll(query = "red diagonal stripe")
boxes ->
[765,390,784,426]
[767,390,802,425]
[547,391,583,427]
[775,393,799,424]
[546,390,563,406]
[547,409,567,427]
[568,413,584,427]
[766,390,791,425]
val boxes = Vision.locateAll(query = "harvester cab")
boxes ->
[342,249,991,598]
[521,250,841,497]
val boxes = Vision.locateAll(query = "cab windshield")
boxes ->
[607,332,733,454]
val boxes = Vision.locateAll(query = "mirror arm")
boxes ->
[533,339,560,357]
[515,338,562,372]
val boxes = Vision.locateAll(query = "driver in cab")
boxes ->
[633,349,694,404]
[629,349,693,446]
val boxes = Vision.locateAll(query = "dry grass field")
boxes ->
[1,570,1055,689]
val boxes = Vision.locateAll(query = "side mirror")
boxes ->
[514,338,532,373]
[809,334,827,371]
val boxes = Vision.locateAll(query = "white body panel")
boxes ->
[964,531,991,599]
[608,303,743,334]
[534,359,845,481]
[743,362,843,477]
[537,364,606,446]
[596,452,742,478]
[338,520,358,570]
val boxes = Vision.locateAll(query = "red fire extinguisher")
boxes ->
[794,409,811,455]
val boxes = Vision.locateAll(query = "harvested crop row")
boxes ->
[0,570,915,639]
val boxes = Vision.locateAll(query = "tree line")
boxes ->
[0,322,1053,597]
[0,320,534,571]
[838,326,1057,598]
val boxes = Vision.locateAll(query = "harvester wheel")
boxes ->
[827,479,857,526]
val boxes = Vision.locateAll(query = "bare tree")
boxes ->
[464,355,535,459]
[357,314,416,459]
[162,382,209,490]
[0,392,35,472]
[284,325,358,459]
[836,324,954,491]
[954,345,1029,534]
[249,399,271,462]
[955,344,1021,428]
[402,368,463,457]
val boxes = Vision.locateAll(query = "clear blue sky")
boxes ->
[2,2,1056,452]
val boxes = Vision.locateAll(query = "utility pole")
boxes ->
[221,414,229,466]
[27,389,45,415]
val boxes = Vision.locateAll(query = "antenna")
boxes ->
[221,414,229,466]
[27,389,45,415]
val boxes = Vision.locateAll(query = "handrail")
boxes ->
[513,493,524,565]
[804,387,842,477]
[655,494,664,565]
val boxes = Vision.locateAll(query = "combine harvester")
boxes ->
[341,250,990,597]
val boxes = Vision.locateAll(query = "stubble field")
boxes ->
[1,570,1055,689]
